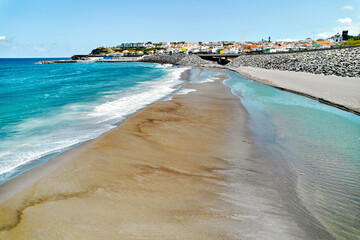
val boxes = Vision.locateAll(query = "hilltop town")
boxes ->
[79,31,360,60]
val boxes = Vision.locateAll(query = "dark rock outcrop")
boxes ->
[139,55,223,68]
[138,55,185,65]
[177,55,224,68]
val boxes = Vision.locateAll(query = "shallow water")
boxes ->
[0,59,188,184]
[225,70,360,239]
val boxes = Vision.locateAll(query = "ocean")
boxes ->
[225,71,360,239]
[0,58,189,184]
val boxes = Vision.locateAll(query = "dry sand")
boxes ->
[233,66,360,115]
[0,70,331,239]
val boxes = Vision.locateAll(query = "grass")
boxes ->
[343,39,360,46]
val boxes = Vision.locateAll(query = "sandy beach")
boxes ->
[0,70,243,239]
[232,66,360,115]
[0,69,334,239]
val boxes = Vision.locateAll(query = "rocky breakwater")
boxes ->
[38,60,79,64]
[139,55,223,68]
[139,55,185,65]
[178,55,225,68]
[228,47,360,78]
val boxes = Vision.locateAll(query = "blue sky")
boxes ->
[1,0,360,57]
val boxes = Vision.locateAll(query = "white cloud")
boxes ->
[334,22,360,35]
[341,5,354,11]
[318,22,360,39]
[337,18,352,24]
[0,36,6,40]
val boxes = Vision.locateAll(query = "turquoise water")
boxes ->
[225,71,360,239]
[0,59,188,184]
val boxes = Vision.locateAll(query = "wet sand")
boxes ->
[0,70,332,239]
[0,71,245,239]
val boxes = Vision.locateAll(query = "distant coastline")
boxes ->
[38,48,360,116]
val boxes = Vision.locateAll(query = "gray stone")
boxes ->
[227,47,360,77]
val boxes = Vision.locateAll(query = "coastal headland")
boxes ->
[39,47,360,116]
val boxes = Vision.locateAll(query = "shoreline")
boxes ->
[0,69,248,239]
[39,57,360,116]
[0,67,333,239]
[0,65,191,186]
[230,66,360,116]
[0,67,192,199]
